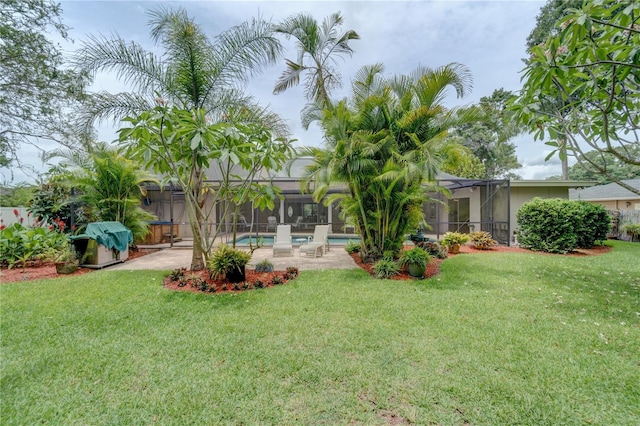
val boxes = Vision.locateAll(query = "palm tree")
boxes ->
[74,7,286,270]
[303,63,476,261]
[273,12,359,109]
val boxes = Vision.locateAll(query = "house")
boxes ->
[569,179,640,210]
[139,158,596,246]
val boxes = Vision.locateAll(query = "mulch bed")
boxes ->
[0,247,162,284]
[163,269,296,294]
[350,244,613,280]
[1,244,613,285]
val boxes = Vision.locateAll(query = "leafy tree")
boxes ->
[119,107,293,257]
[274,12,359,109]
[0,184,35,207]
[525,0,585,179]
[75,7,286,270]
[303,63,476,261]
[53,146,158,242]
[449,89,522,179]
[513,0,640,195]
[548,147,640,184]
[0,0,88,175]
[439,144,486,179]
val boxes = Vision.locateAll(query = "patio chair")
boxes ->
[236,214,249,231]
[291,216,304,229]
[299,224,330,258]
[266,216,278,232]
[273,225,293,257]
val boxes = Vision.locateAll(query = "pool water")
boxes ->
[234,235,360,245]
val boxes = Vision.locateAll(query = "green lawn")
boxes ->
[2,241,639,425]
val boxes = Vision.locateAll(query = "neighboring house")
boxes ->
[569,179,640,210]
[139,158,596,245]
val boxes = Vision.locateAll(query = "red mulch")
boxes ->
[350,244,613,280]
[0,247,162,284]
[163,269,296,294]
[0,244,612,285]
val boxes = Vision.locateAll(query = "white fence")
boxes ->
[0,207,37,227]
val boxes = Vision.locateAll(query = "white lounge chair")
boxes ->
[273,225,293,257]
[266,216,278,232]
[299,224,330,258]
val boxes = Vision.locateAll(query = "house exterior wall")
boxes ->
[509,186,570,236]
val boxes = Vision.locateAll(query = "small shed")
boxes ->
[72,222,132,269]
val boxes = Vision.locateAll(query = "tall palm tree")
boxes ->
[303,63,476,260]
[74,7,286,270]
[273,12,359,109]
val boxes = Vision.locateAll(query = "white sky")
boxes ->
[6,0,569,183]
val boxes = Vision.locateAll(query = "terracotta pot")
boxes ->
[55,261,79,274]
[448,243,460,254]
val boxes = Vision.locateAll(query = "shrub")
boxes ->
[416,241,448,259]
[469,231,497,250]
[271,276,284,285]
[284,266,299,280]
[441,232,470,248]
[372,258,399,279]
[253,279,265,289]
[516,198,610,253]
[169,267,186,281]
[255,259,274,272]
[398,247,430,269]
[344,240,361,254]
[0,221,67,268]
[571,201,610,247]
[206,244,251,280]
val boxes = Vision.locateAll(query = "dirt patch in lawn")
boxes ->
[350,244,613,280]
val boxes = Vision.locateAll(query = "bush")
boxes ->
[398,247,430,268]
[441,232,470,248]
[516,198,610,253]
[255,259,274,272]
[416,241,448,259]
[206,244,251,280]
[372,258,399,279]
[0,221,67,268]
[469,231,497,250]
[344,240,361,254]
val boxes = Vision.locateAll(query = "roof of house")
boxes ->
[569,179,640,201]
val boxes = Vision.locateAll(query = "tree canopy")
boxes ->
[512,0,640,195]
[0,0,87,176]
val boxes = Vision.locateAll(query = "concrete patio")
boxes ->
[107,242,358,272]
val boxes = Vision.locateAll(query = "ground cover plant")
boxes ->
[1,241,638,424]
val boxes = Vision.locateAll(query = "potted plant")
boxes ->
[469,231,497,250]
[441,232,470,254]
[54,243,79,274]
[255,258,274,272]
[207,244,252,283]
[399,247,430,278]
[621,223,640,242]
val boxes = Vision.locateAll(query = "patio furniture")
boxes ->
[236,214,249,231]
[291,216,304,229]
[299,224,330,258]
[266,216,277,232]
[273,225,293,257]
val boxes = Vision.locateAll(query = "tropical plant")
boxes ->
[50,146,157,241]
[621,223,640,240]
[398,247,430,269]
[344,240,361,254]
[372,258,400,279]
[255,259,274,273]
[273,12,359,108]
[469,231,498,250]
[302,63,475,262]
[0,221,67,269]
[75,7,286,270]
[441,232,470,248]
[206,244,251,281]
[512,0,640,195]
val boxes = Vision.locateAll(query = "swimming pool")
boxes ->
[234,235,360,246]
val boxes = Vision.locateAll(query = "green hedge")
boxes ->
[516,198,610,253]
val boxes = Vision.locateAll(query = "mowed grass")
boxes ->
[1,241,639,425]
